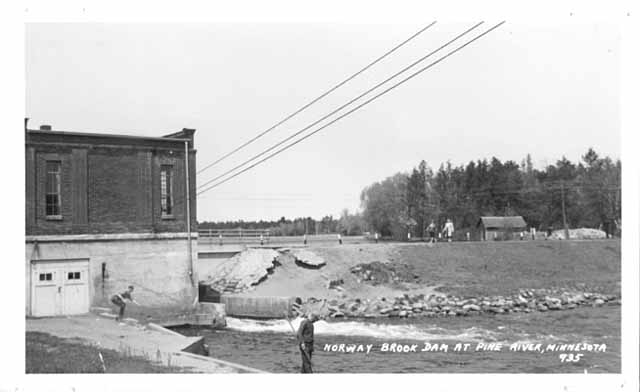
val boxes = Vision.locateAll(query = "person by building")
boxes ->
[426,221,437,243]
[338,234,342,245]
[442,219,454,242]
[303,234,307,245]
[110,285,139,321]
[531,227,536,240]
[297,312,319,373]
[374,232,379,243]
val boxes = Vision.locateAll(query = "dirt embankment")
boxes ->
[239,243,436,302]
[202,240,621,319]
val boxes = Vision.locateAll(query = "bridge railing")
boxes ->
[198,229,271,244]
[198,231,371,246]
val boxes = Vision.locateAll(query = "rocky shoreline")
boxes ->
[300,288,621,319]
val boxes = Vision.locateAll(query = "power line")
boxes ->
[196,21,438,175]
[197,21,484,191]
[197,21,505,196]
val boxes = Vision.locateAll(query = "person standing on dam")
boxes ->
[297,312,319,373]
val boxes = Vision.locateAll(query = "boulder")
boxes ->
[547,302,562,310]
[327,278,344,289]
[289,249,326,268]
[463,304,481,312]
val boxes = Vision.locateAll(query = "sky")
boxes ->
[25,21,620,222]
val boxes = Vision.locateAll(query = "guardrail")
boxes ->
[198,229,271,245]
[198,231,369,246]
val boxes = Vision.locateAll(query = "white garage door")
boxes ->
[31,260,90,317]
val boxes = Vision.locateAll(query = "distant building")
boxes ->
[476,216,527,241]
[25,124,197,317]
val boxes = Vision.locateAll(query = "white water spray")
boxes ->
[225,317,505,342]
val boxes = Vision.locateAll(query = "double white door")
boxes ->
[31,260,89,317]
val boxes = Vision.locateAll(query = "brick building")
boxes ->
[25,123,198,317]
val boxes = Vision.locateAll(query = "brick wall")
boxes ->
[26,138,197,235]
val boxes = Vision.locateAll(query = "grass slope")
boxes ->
[391,240,620,297]
[26,332,191,373]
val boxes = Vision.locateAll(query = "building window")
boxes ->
[45,161,62,217]
[160,165,173,217]
[39,273,53,281]
[67,271,81,280]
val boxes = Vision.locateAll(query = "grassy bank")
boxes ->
[26,332,192,373]
[390,240,620,297]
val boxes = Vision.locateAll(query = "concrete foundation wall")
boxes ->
[198,257,236,281]
[221,295,298,319]
[25,235,197,316]
[196,244,245,281]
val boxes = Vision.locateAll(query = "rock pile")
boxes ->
[349,261,418,286]
[550,228,607,240]
[312,288,620,319]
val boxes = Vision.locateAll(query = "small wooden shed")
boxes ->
[477,216,527,241]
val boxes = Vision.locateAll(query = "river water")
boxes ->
[173,305,620,373]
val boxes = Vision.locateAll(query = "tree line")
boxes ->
[360,148,621,240]
[198,210,364,237]
[198,148,620,240]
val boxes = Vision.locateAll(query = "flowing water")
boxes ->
[173,305,620,373]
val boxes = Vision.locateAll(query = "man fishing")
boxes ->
[110,285,139,321]
[296,312,319,373]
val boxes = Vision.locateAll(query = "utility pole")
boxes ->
[184,140,196,297]
[561,181,569,240]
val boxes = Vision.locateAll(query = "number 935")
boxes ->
[559,353,583,363]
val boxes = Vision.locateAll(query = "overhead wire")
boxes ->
[197,21,484,191]
[196,21,438,175]
[197,21,506,196]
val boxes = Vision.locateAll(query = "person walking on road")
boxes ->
[297,312,319,373]
[111,285,139,321]
[426,221,437,243]
[442,218,455,242]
